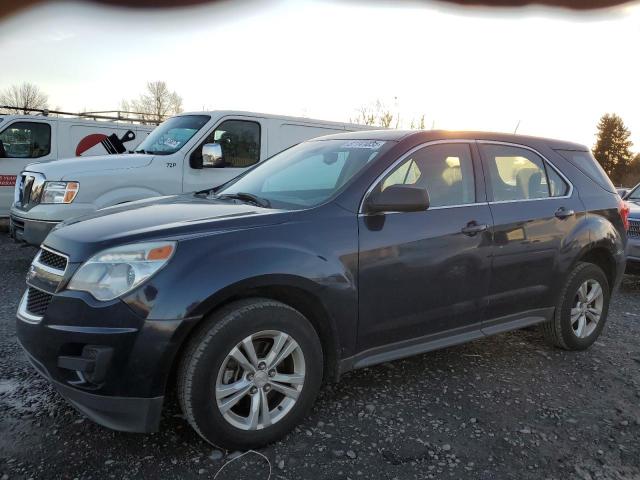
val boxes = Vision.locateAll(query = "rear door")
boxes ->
[357,141,493,354]
[478,142,583,330]
[0,120,54,217]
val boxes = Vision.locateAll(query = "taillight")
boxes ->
[618,198,630,231]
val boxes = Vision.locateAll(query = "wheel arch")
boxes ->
[168,275,341,392]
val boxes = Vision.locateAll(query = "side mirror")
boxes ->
[365,185,430,214]
[202,143,225,168]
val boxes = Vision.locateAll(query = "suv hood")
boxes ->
[25,153,154,179]
[43,194,290,262]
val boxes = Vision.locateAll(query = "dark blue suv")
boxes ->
[16,130,627,449]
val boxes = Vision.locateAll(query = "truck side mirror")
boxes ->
[202,143,225,168]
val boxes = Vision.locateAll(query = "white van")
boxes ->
[10,111,373,245]
[0,114,153,217]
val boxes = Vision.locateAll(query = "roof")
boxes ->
[177,110,376,130]
[310,129,588,151]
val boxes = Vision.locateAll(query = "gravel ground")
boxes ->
[1,233,639,480]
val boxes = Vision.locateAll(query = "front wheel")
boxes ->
[177,299,323,450]
[541,262,610,350]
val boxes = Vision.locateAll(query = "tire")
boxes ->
[177,298,323,450]
[541,262,610,350]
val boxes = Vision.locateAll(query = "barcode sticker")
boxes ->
[342,140,386,150]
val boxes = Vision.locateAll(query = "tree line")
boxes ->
[0,81,183,124]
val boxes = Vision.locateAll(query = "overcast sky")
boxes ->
[1,0,639,149]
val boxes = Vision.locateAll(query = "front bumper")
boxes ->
[19,341,164,432]
[10,214,58,246]
[16,287,201,433]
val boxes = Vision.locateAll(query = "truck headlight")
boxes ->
[68,241,176,301]
[41,181,79,204]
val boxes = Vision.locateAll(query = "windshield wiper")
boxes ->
[216,192,271,208]
[134,148,147,154]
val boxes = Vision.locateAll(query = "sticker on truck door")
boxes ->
[0,175,17,187]
[75,130,137,156]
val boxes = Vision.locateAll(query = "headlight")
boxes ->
[41,181,79,204]
[68,241,176,301]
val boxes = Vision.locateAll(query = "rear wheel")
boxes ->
[541,262,610,350]
[177,298,323,450]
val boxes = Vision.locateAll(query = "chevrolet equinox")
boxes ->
[16,130,628,449]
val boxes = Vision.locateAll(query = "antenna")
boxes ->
[514,120,521,134]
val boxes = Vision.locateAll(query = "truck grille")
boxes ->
[26,287,53,317]
[629,219,640,238]
[37,248,68,271]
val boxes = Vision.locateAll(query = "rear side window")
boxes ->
[555,149,616,194]
[0,121,51,158]
[480,144,569,201]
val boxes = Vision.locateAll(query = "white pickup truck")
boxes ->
[10,110,372,245]
[0,114,153,218]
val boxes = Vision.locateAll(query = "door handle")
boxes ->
[461,221,488,236]
[555,207,575,219]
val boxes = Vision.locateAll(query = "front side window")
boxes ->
[135,115,210,155]
[218,139,392,209]
[377,143,476,208]
[192,119,261,168]
[0,122,51,158]
[481,144,568,201]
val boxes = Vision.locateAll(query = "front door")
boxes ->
[477,142,584,326]
[183,118,264,193]
[357,142,493,353]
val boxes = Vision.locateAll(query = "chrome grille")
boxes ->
[25,287,53,317]
[629,219,640,238]
[38,248,68,271]
[16,172,45,208]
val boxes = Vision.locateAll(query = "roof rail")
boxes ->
[0,106,167,125]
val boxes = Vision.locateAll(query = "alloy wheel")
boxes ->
[571,279,604,338]
[215,330,306,430]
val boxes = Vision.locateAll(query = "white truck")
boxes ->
[0,113,153,218]
[10,110,373,245]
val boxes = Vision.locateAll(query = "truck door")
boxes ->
[0,120,55,217]
[184,118,265,193]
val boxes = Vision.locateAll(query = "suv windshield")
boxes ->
[135,115,210,155]
[217,139,392,209]
[628,185,640,200]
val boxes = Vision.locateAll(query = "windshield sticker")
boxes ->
[163,138,181,148]
[342,140,386,150]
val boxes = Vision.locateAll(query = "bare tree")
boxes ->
[0,82,48,114]
[351,99,396,128]
[124,81,183,123]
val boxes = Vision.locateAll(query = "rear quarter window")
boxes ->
[554,149,616,193]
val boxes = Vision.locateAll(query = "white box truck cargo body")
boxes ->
[10,110,374,245]
[0,114,153,217]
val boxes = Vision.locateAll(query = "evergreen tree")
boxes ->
[592,113,633,185]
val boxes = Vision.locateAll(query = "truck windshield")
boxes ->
[216,139,392,209]
[628,186,640,200]
[135,115,210,155]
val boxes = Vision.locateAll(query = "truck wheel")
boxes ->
[177,298,323,450]
[541,262,610,350]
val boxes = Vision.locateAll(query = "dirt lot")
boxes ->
[0,233,639,480]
